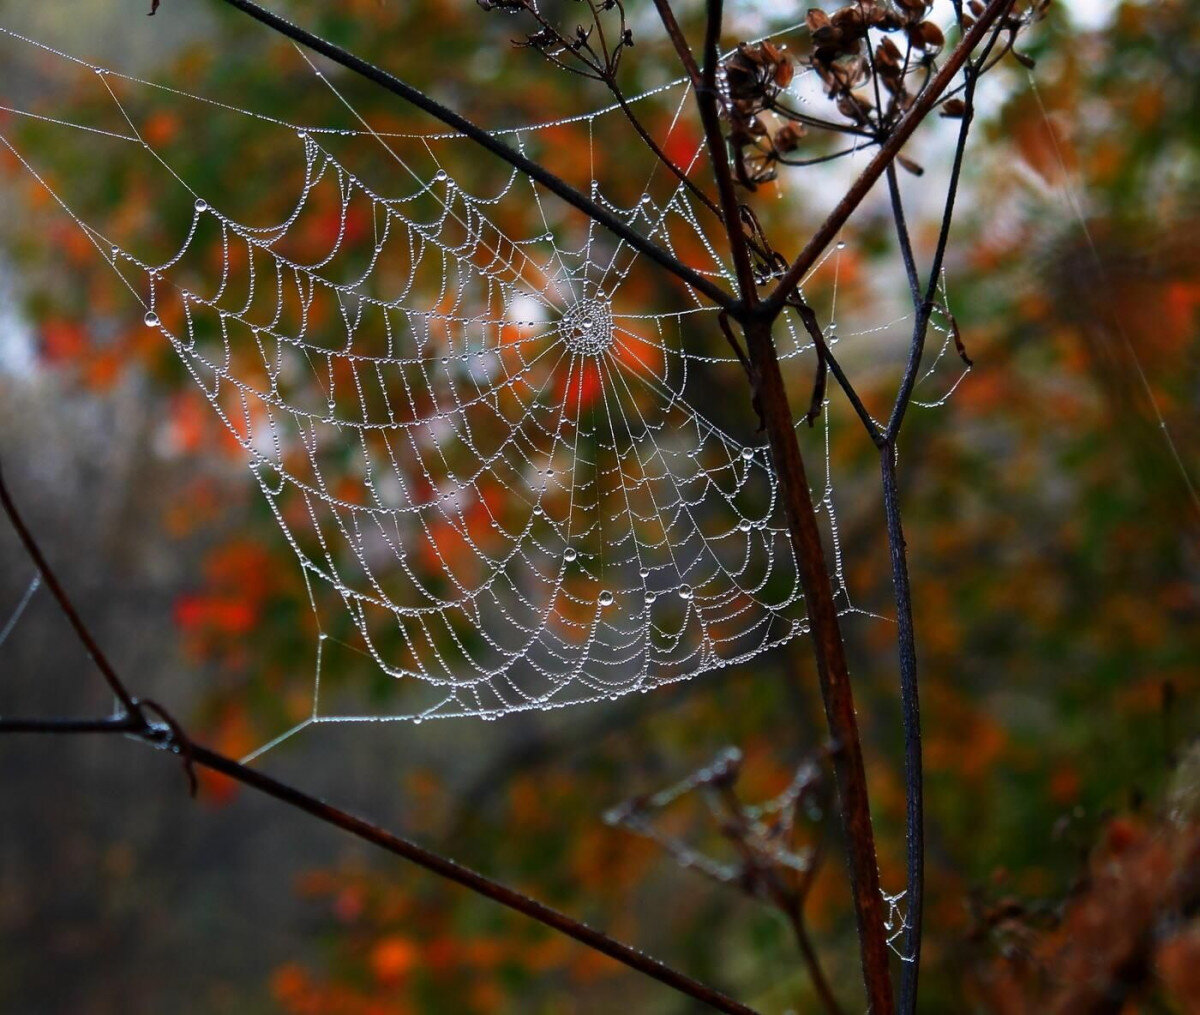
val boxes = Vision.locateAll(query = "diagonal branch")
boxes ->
[209,0,737,311]
[758,0,1016,320]
[0,462,756,1015]
[652,0,702,86]
[0,463,140,718]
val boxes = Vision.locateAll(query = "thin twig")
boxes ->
[783,905,845,1015]
[0,463,140,718]
[0,715,142,734]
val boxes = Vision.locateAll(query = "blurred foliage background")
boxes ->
[0,0,1197,1012]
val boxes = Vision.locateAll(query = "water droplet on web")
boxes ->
[434,170,448,182]
[598,590,614,607]
[144,311,159,327]
[110,245,120,259]
[741,447,754,461]
[837,240,846,250]
[194,198,208,213]
[533,505,543,516]
[738,519,752,533]
[644,591,656,605]
[639,567,650,579]
[678,584,693,601]
[563,547,577,563]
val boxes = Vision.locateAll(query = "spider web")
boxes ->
[0,24,965,758]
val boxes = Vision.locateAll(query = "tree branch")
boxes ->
[209,0,737,311]
[0,462,756,1015]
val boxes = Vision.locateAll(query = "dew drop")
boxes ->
[110,245,120,259]
[143,311,159,327]
[678,584,693,601]
[741,447,754,461]
[598,590,614,607]
[194,198,208,213]
[563,547,578,563]
[533,505,544,516]
[837,240,846,250]
[434,169,448,182]
[639,567,650,579]
[738,519,752,533]
[644,591,656,605]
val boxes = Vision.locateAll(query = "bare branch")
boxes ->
[210,0,737,310]
[0,461,757,1015]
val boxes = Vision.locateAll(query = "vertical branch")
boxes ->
[881,163,926,1012]
[652,0,702,86]
[880,444,924,1010]
[698,0,758,303]
[880,29,996,1011]
[687,1,893,1006]
[742,316,895,1015]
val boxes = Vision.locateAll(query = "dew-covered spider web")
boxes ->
[0,24,968,760]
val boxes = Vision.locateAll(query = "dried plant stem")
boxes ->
[782,905,845,1015]
[760,0,1016,318]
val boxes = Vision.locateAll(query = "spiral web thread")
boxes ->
[0,25,965,770]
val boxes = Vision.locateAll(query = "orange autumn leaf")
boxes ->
[370,936,418,985]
